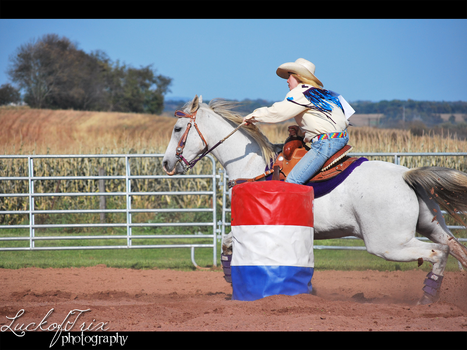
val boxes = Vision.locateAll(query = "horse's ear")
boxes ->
[190,95,201,113]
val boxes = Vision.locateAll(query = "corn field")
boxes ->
[0,155,215,231]
[1,107,466,239]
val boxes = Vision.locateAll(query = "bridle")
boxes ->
[172,109,208,173]
[169,108,247,174]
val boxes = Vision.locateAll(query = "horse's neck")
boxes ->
[205,113,267,180]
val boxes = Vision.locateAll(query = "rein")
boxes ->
[173,109,246,173]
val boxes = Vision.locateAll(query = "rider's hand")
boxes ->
[288,125,300,136]
[243,117,254,125]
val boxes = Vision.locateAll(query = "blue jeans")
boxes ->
[285,134,349,185]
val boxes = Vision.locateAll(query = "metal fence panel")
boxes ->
[0,154,218,267]
[1,152,466,267]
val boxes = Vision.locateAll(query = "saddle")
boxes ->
[227,127,361,189]
[271,127,359,183]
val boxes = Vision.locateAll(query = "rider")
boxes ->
[243,58,354,185]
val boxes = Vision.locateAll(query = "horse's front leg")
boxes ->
[221,233,233,283]
[222,232,233,255]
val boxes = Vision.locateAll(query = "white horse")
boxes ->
[162,95,467,304]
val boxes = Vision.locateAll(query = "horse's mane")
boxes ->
[204,99,276,164]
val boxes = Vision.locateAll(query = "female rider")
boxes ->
[243,58,354,185]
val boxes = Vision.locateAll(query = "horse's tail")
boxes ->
[403,166,467,268]
[403,167,467,227]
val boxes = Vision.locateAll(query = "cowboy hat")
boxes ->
[276,58,323,86]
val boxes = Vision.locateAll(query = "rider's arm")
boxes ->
[244,87,308,124]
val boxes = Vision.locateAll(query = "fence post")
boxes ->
[99,167,106,223]
[28,156,35,249]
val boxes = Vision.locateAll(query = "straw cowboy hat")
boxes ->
[276,58,323,87]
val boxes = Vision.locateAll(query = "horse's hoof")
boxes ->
[417,292,438,305]
[419,272,443,305]
[221,253,232,284]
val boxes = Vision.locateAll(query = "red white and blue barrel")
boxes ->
[230,181,314,301]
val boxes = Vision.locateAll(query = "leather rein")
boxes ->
[172,109,246,174]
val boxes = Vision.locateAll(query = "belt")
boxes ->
[310,130,347,143]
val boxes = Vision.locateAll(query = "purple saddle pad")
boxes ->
[265,157,368,198]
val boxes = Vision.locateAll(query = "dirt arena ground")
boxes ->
[1,266,467,348]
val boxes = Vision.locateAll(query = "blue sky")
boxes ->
[1,19,466,103]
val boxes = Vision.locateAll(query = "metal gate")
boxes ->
[0,154,219,267]
[1,152,466,267]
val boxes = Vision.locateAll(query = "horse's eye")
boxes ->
[174,127,182,133]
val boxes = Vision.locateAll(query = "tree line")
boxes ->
[165,98,467,125]
[1,34,172,114]
[350,99,467,126]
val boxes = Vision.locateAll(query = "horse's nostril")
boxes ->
[162,159,177,176]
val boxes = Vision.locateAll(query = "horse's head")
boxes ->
[163,95,276,178]
[162,95,207,175]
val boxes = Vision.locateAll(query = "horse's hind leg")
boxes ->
[415,183,467,270]
[413,189,467,304]
[361,191,450,305]
[365,235,449,304]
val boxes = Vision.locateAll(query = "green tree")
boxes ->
[103,63,171,114]
[0,83,21,105]
[7,34,172,114]
[7,34,79,108]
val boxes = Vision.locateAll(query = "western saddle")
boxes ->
[271,126,358,182]
[228,126,359,188]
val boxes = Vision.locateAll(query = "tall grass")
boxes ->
[0,106,174,155]
[2,106,466,158]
